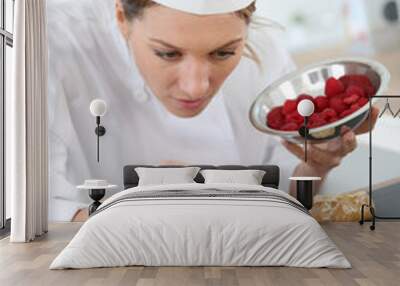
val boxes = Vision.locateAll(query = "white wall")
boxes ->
[320,116,400,195]
[255,0,346,53]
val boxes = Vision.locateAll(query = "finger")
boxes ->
[307,145,342,167]
[340,125,351,135]
[354,106,379,135]
[316,130,357,156]
[367,106,379,128]
[283,140,341,168]
[281,140,305,161]
[340,130,357,155]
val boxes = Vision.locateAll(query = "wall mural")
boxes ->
[47,0,400,222]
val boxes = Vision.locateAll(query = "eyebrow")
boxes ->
[149,38,243,51]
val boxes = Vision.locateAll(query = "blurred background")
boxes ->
[256,0,400,217]
[256,0,400,94]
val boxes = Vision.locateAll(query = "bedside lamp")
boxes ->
[289,99,320,210]
[90,99,107,162]
[297,99,315,162]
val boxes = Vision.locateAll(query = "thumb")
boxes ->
[282,140,305,161]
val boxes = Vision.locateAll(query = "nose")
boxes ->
[178,58,210,100]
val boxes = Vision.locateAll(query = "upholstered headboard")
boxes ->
[123,165,280,189]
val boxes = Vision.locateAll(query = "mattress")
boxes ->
[50,183,351,269]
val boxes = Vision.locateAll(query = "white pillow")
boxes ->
[200,169,266,185]
[135,167,201,186]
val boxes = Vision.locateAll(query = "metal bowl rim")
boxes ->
[249,57,391,135]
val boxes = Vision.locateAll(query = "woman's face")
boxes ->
[116,3,248,117]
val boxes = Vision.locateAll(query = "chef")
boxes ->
[47,0,378,221]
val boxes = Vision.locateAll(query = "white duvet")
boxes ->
[50,183,351,269]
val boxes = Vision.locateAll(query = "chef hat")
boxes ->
[152,0,255,15]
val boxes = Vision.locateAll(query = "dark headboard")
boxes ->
[123,165,280,189]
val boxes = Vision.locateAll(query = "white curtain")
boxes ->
[8,0,48,242]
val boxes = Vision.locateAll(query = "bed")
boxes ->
[50,165,351,269]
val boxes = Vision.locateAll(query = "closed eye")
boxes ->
[210,50,236,61]
[154,50,182,61]
[154,49,237,62]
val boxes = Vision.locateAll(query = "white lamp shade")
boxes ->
[297,99,315,117]
[90,99,107,117]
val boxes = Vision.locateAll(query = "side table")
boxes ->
[289,177,321,210]
[77,180,118,215]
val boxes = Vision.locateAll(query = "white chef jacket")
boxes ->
[47,0,301,221]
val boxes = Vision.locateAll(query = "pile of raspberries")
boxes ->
[266,74,376,131]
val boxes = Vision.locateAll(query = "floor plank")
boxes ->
[0,222,399,286]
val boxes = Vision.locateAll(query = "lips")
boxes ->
[173,97,207,110]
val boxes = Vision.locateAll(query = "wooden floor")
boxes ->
[0,222,399,286]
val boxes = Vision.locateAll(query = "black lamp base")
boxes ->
[88,189,105,215]
[296,180,313,210]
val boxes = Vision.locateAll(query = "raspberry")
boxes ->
[358,97,369,107]
[314,96,329,112]
[281,122,299,131]
[297,94,314,103]
[350,103,361,111]
[339,76,350,88]
[267,107,284,129]
[310,113,321,121]
[282,99,298,115]
[325,77,345,97]
[309,113,327,128]
[339,75,375,97]
[309,119,327,128]
[329,97,347,114]
[321,108,337,120]
[266,74,375,131]
[285,111,304,124]
[343,94,360,105]
[328,116,338,123]
[337,93,348,103]
[365,86,376,98]
[268,120,283,130]
[339,109,354,118]
[346,85,365,98]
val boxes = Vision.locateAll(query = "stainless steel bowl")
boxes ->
[249,57,390,144]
